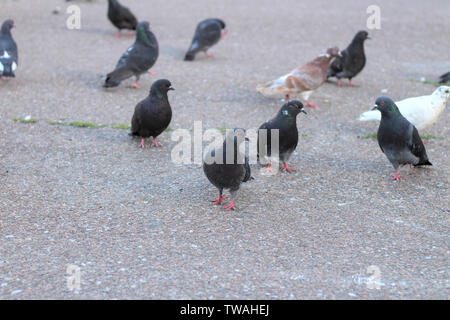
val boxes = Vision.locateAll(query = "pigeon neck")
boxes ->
[137,28,153,46]
[151,89,168,101]
[278,110,297,123]
[108,0,118,7]
[1,25,11,35]
[349,38,365,52]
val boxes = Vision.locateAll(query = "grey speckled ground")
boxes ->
[0,0,449,299]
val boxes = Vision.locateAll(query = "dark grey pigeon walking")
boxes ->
[373,96,432,181]
[184,18,227,61]
[104,21,158,88]
[203,128,252,211]
[130,79,174,148]
[327,30,370,87]
[107,0,138,37]
[257,101,306,173]
[0,19,18,78]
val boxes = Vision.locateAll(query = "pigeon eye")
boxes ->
[381,101,385,105]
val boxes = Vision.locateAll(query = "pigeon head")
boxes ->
[214,19,226,29]
[353,30,370,42]
[1,19,14,34]
[373,96,401,118]
[280,100,307,118]
[326,46,342,58]
[433,86,450,101]
[150,79,174,95]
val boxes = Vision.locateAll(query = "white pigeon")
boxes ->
[359,86,450,130]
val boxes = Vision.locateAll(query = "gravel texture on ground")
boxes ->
[0,0,449,299]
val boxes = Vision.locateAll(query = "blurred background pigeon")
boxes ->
[130,79,174,148]
[107,0,138,37]
[0,19,18,79]
[373,96,432,181]
[257,47,341,107]
[257,101,306,172]
[327,30,370,87]
[360,86,450,131]
[104,21,158,88]
[439,71,450,84]
[184,18,227,61]
[203,128,251,211]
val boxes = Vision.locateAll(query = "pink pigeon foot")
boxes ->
[212,194,224,205]
[338,80,343,87]
[152,139,162,147]
[391,171,403,181]
[224,200,235,211]
[282,162,295,173]
[131,82,140,89]
[305,101,318,108]
[349,80,355,86]
[114,32,122,38]
[204,52,214,58]
[221,30,228,39]
[139,139,146,148]
[261,163,273,173]
[148,71,157,76]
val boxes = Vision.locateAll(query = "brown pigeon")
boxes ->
[256,47,341,108]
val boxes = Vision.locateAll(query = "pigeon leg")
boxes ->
[422,139,428,144]
[127,31,134,37]
[391,171,403,181]
[204,52,214,58]
[337,80,343,87]
[114,31,122,38]
[305,101,318,108]
[151,138,162,147]
[261,163,273,173]
[131,82,140,89]
[224,190,237,211]
[282,162,295,173]
[148,71,157,76]
[212,190,224,205]
[221,30,227,39]
[224,200,235,211]
[139,138,146,148]
[349,80,355,86]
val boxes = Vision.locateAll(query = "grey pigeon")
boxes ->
[373,96,432,181]
[184,18,227,61]
[104,21,158,88]
[107,0,138,37]
[439,71,450,84]
[0,19,18,78]
[327,30,370,86]
[130,79,174,148]
[257,101,306,172]
[203,128,252,211]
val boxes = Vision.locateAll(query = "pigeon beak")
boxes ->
[366,36,371,40]
[168,87,175,91]
[301,109,307,114]
[337,51,343,58]
[371,105,378,111]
